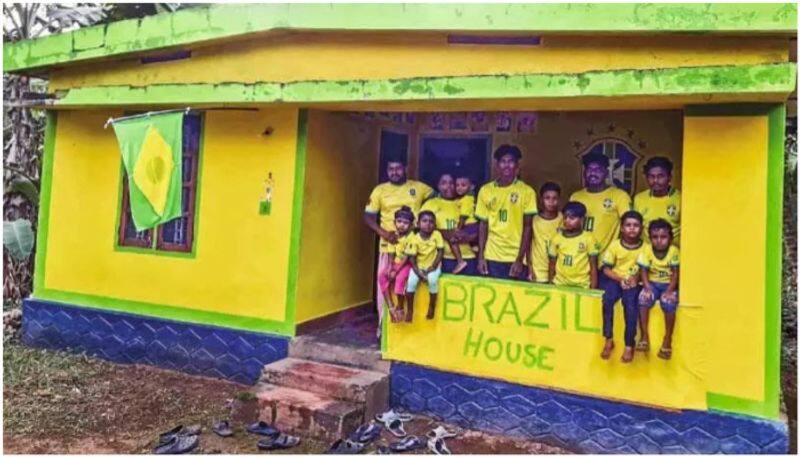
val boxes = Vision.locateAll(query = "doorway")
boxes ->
[419,135,491,189]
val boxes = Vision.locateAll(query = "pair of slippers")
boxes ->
[426,426,457,455]
[374,409,413,437]
[246,421,301,451]
[154,425,201,454]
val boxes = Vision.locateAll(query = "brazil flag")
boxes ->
[112,112,183,231]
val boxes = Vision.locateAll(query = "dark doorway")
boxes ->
[378,129,409,183]
[419,135,491,189]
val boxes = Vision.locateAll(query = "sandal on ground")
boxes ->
[375,409,413,424]
[158,425,201,445]
[389,435,426,453]
[154,434,199,454]
[428,437,451,455]
[212,420,234,437]
[426,425,457,440]
[326,438,365,454]
[348,421,383,444]
[257,433,300,450]
[635,340,650,352]
[386,419,407,437]
[246,421,280,438]
[658,346,673,360]
[376,445,392,454]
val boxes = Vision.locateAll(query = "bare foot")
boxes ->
[452,261,468,275]
[621,347,634,363]
[601,340,614,359]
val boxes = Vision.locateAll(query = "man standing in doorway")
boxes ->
[634,156,681,246]
[364,155,433,333]
[569,153,632,255]
[475,145,537,280]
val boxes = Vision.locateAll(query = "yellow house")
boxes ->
[6,3,795,453]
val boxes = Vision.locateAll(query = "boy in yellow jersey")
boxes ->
[421,173,477,275]
[600,211,647,363]
[569,154,631,254]
[547,202,600,289]
[634,157,681,245]
[527,182,563,283]
[637,219,680,360]
[475,145,537,280]
[405,211,445,321]
[364,157,434,334]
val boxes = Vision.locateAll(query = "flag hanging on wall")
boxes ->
[112,112,183,231]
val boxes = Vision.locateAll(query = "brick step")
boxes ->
[289,337,390,374]
[255,382,364,441]
[260,357,388,420]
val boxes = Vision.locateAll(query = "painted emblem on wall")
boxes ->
[259,172,274,215]
[574,124,643,194]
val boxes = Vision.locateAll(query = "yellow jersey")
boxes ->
[406,230,445,270]
[421,198,475,260]
[393,233,412,263]
[530,213,563,283]
[634,187,682,246]
[637,244,680,284]
[365,180,434,253]
[548,231,600,289]
[458,194,478,224]
[475,180,538,262]
[569,186,631,254]
[601,239,646,279]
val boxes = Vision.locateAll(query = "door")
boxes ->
[419,135,491,189]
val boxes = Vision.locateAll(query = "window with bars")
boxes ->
[117,114,202,253]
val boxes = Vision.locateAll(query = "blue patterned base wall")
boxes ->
[391,363,788,454]
[22,299,289,384]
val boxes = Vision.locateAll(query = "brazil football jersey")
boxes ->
[530,213,563,283]
[365,180,434,253]
[406,230,445,270]
[569,186,631,254]
[458,194,478,224]
[634,187,682,246]
[475,180,538,262]
[602,239,646,279]
[421,197,476,260]
[637,244,680,284]
[393,233,412,263]
[548,231,601,289]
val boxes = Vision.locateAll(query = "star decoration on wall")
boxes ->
[607,123,616,133]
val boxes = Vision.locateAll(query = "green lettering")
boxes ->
[497,292,522,326]
[523,290,551,329]
[505,341,522,363]
[538,346,555,371]
[560,294,568,330]
[442,282,468,321]
[484,337,502,361]
[471,283,497,324]
[523,344,538,368]
[462,327,483,357]
[573,294,601,333]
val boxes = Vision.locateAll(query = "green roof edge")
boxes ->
[4,3,798,73]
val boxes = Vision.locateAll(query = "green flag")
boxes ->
[112,112,183,231]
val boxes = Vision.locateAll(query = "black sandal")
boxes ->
[257,434,300,450]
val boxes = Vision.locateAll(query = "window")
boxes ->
[117,114,202,253]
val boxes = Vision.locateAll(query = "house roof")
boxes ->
[4,3,798,74]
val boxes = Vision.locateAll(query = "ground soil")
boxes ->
[3,340,565,454]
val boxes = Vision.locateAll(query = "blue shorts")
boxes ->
[487,260,528,281]
[406,267,442,294]
[639,281,679,313]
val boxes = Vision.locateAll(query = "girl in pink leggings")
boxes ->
[379,207,415,323]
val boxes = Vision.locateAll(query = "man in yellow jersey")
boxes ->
[569,153,631,254]
[634,156,681,245]
[421,173,477,275]
[364,155,434,333]
[475,145,537,280]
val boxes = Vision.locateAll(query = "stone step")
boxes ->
[260,357,389,420]
[289,337,391,374]
[255,382,364,441]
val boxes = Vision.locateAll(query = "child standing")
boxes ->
[528,182,563,283]
[548,202,600,289]
[405,211,445,321]
[637,219,680,360]
[600,211,647,363]
[446,174,479,274]
[377,207,415,323]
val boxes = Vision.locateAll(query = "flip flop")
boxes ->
[426,425,457,440]
[246,421,280,438]
[154,434,199,454]
[635,340,650,352]
[158,425,201,445]
[375,409,412,424]
[386,419,407,437]
[389,435,426,453]
[212,420,234,437]
[376,445,392,454]
[428,437,451,455]
[348,421,383,444]
[326,438,365,454]
[257,433,300,450]
[658,347,673,360]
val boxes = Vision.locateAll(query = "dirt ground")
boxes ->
[3,339,565,454]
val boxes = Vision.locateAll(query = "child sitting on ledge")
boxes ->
[378,206,415,323]
[404,211,445,321]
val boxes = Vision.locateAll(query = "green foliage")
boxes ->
[3,219,34,261]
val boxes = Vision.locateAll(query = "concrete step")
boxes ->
[260,357,389,420]
[289,336,391,374]
[255,382,364,441]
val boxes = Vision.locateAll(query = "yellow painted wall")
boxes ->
[40,108,300,325]
[682,114,768,402]
[49,33,788,90]
[294,111,379,323]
